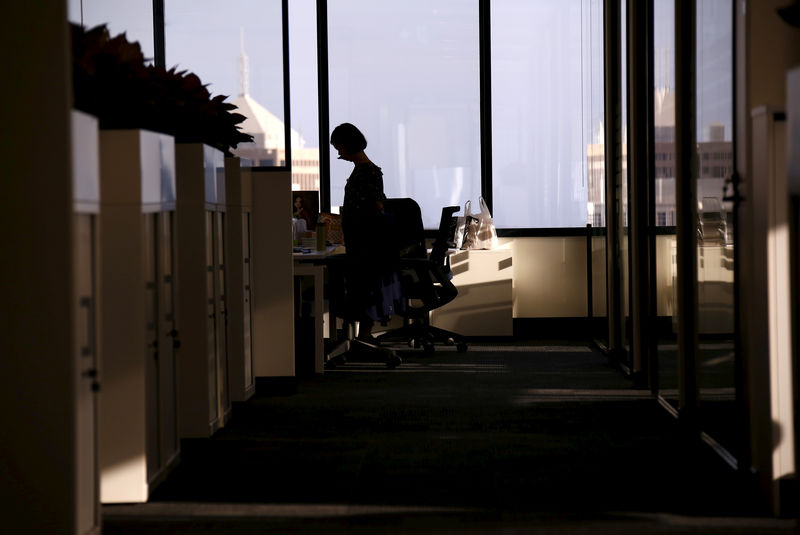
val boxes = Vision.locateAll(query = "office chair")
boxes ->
[377,198,468,355]
[323,244,403,370]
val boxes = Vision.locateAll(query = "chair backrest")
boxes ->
[381,199,459,315]
[383,198,427,259]
[430,205,461,266]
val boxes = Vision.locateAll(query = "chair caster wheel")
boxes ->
[326,355,347,369]
[423,342,435,355]
[386,354,402,369]
[445,337,455,346]
[456,343,468,353]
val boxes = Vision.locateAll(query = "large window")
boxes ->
[653,0,676,228]
[289,0,321,190]
[328,0,481,227]
[165,0,287,168]
[68,0,155,61]
[491,0,604,229]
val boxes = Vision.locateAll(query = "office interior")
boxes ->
[3,0,800,533]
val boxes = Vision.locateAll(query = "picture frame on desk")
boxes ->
[292,190,319,231]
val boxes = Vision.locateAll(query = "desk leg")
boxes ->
[313,266,324,374]
[294,263,326,374]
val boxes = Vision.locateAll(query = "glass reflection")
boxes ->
[653,0,679,407]
[695,0,736,456]
[620,0,631,363]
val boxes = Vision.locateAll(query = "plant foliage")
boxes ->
[72,23,253,156]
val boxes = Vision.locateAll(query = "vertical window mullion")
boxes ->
[282,0,292,171]
[479,0,493,213]
[317,0,331,212]
[153,0,165,68]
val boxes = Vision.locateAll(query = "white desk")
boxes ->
[293,245,343,373]
[430,247,514,336]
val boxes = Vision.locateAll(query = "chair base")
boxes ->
[325,338,402,369]
[377,318,468,355]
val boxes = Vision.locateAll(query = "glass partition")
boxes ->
[620,0,632,363]
[328,0,481,227]
[653,0,679,407]
[695,0,736,455]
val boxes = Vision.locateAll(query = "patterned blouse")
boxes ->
[342,162,386,251]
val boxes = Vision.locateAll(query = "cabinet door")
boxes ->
[242,212,254,390]
[205,211,219,427]
[158,211,179,465]
[74,213,100,535]
[215,211,230,418]
[143,213,160,481]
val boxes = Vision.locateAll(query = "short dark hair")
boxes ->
[330,123,367,153]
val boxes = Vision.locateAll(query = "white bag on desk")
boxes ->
[458,197,498,250]
[292,218,307,245]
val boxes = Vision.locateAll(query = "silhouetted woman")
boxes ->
[330,123,401,342]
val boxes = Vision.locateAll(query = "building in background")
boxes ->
[586,88,732,230]
[231,44,320,190]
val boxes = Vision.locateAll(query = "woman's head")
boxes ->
[294,195,304,209]
[330,123,367,160]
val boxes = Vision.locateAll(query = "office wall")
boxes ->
[508,234,676,319]
[510,236,588,318]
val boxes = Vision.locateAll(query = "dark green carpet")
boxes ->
[103,343,796,534]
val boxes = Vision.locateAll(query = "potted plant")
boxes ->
[71,23,253,155]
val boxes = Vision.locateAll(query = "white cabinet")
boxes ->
[98,129,179,503]
[430,248,514,336]
[251,170,295,378]
[224,157,256,401]
[176,144,231,436]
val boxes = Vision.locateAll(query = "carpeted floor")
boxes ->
[102,342,799,534]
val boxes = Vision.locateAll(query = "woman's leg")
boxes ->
[357,319,374,341]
